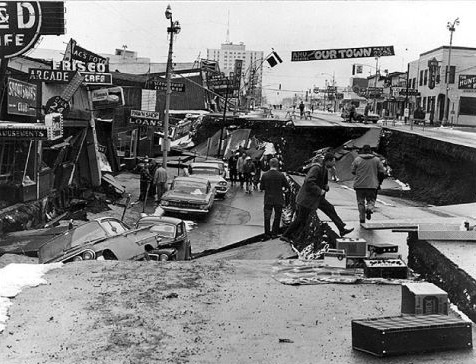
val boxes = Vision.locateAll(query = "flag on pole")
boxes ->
[265,51,283,67]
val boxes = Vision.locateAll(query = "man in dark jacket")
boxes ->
[260,158,290,239]
[228,152,238,187]
[351,144,386,223]
[281,153,353,244]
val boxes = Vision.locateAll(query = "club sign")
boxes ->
[0,1,41,59]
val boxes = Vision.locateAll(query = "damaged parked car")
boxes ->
[135,216,192,261]
[38,217,162,264]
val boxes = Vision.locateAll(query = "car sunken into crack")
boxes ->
[135,215,192,261]
[38,217,163,264]
[186,162,229,197]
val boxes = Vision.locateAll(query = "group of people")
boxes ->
[227,152,284,194]
[137,158,168,204]
[262,144,386,244]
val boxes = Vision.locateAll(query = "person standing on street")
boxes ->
[364,104,371,124]
[260,158,290,240]
[237,152,246,188]
[153,160,168,204]
[351,144,386,224]
[138,158,153,201]
[243,156,255,194]
[348,103,356,123]
[228,152,239,187]
[299,101,305,119]
[281,153,353,244]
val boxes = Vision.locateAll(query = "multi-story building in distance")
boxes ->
[207,42,264,108]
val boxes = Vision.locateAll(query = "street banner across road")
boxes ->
[291,46,394,62]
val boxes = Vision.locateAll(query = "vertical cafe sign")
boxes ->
[0,1,65,59]
[0,2,41,58]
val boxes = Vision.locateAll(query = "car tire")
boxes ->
[187,246,192,260]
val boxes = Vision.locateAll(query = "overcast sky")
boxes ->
[35,1,474,103]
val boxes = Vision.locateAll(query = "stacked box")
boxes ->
[323,249,347,268]
[363,258,408,279]
[336,238,367,258]
[352,315,472,356]
[401,282,448,315]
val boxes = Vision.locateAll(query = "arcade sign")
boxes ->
[291,46,395,62]
[7,78,37,117]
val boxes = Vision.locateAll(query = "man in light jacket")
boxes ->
[351,144,386,223]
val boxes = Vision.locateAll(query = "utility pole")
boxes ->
[217,80,229,159]
[163,5,181,167]
[443,18,459,126]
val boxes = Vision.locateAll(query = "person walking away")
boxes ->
[228,152,239,187]
[243,156,255,194]
[253,156,262,190]
[348,103,356,123]
[351,144,386,224]
[153,160,168,204]
[364,104,371,124]
[299,101,305,119]
[260,158,290,239]
[281,153,353,244]
[138,158,153,201]
[237,152,246,188]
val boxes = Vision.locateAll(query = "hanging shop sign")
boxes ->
[52,60,107,73]
[0,122,47,139]
[154,81,185,92]
[91,87,124,109]
[0,2,65,59]
[291,46,395,62]
[130,110,162,127]
[44,113,63,140]
[458,75,476,90]
[81,72,112,85]
[28,68,75,83]
[63,38,109,72]
[399,89,420,97]
[7,78,37,117]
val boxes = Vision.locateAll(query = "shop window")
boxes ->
[419,71,423,86]
[0,141,15,183]
[423,97,427,111]
[424,69,428,85]
[445,65,456,84]
[139,125,148,140]
[459,96,476,116]
[412,78,416,89]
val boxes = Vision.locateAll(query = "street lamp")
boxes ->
[443,17,459,126]
[321,72,336,111]
[162,4,181,166]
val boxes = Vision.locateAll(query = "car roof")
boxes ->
[137,216,182,225]
[190,162,221,168]
[174,176,209,183]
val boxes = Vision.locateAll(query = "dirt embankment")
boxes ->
[379,129,476,205]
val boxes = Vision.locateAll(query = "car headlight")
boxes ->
[218,181,227,186]
[82,250,96,260]
[161,200,169,206]
[200,204,208,210]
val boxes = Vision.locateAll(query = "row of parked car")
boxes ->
[38,161,230,265]
[159,161,229,216]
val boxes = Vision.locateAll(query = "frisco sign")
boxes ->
[458,75,476,89]
[7,77,37,117]
[291,46,395,62]
[130,110,162,127]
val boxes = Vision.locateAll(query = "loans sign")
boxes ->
[130,109,162,127]
[291,46,395,62]
[0,1,41,59]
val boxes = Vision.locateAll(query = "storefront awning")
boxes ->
[0,120,63,140]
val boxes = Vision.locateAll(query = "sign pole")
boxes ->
[0,59,8,119]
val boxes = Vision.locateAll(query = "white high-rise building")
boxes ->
[207,42,264,105]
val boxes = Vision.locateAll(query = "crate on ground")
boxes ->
[323,249,347,268]
[363,258,408,279]
[401,282,448,315]
[336,238,367,258]
[352,314,472,356]
[367,243,398,254]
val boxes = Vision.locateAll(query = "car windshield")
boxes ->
[190,167,220,176]
[70,221,108,247]
[139,222,176,238]
[173,180,207,194]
